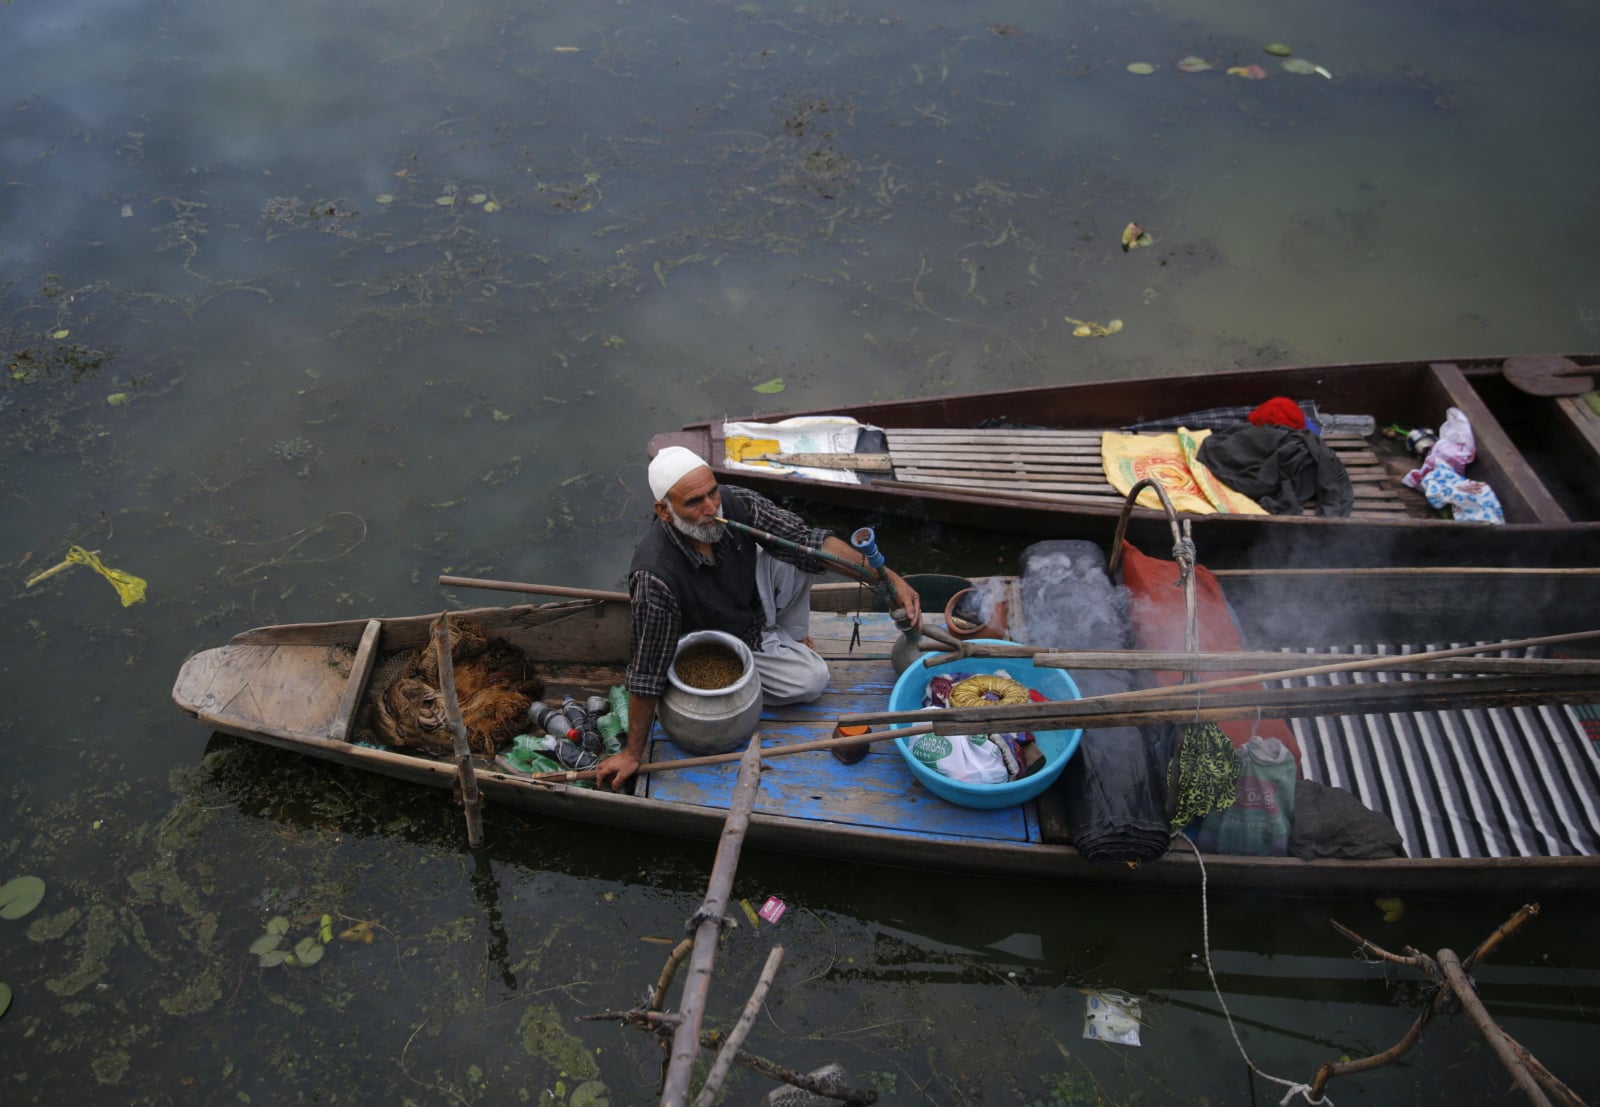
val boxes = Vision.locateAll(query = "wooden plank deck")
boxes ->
[878,427,1421,518]
[640,610,1043,844]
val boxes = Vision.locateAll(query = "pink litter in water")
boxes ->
[758,896,788,924]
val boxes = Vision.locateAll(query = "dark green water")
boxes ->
[3,0,1599,1102]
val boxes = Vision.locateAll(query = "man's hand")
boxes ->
[594,749,642,792]
[886,568,922,626]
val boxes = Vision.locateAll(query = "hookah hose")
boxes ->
[715,517,913,631]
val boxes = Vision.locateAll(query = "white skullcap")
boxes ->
[648,446,710,501]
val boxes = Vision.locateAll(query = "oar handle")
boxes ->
[438,575,630,603]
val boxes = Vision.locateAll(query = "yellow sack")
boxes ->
[723,434,782,464]
[34,546,149,606]
[1100,429,1266,516]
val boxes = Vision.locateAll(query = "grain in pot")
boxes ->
[673,642,745,690]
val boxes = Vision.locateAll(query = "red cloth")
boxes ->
[1247,396,1305,429]
[1118,542,1303,767]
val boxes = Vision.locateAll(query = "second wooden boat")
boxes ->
[651,354,1600,566]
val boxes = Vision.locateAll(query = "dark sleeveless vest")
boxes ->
[630,489,761,640]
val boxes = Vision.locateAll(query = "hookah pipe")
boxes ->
[714,517,939,667]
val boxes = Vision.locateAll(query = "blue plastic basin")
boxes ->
[888,641,1083,809]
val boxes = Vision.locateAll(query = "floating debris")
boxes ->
[1064,316,1123,338]
[1227,64,1270,80]
[1126,63,1155,75]
[1315,65,1334,79]
[1121,222,1153,251]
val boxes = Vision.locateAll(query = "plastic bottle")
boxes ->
[1311,406,1377,436]
[527,703,578,741]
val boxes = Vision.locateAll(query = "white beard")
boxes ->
[668,503,726,544]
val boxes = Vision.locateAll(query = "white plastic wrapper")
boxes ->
[1082,989,1143,1046]
[908,732,1010,784]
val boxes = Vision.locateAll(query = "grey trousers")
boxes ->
[753,551,830,706]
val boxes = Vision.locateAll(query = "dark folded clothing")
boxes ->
[1197,424,1354,517]
[1289,779,1407,860]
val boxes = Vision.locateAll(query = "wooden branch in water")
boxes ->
[1311,904,1583,1107]
[1466,902,1540,971]
[1329,919,1430,968]
[650,938,695,1013]
[583,1008,878,1105]
[660,734,765,1107]
[1437,949,1552,1107]
[692,945,786,1107]
[434,612,484,849]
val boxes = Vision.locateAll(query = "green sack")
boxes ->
[1193,737,1296,856]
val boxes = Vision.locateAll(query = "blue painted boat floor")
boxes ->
[641,612,1043,844]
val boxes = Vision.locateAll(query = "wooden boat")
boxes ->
[650,354,1600,567]
[171,556,1600,894]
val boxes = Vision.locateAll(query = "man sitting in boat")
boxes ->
[594,446,921,790]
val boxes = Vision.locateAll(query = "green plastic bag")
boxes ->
[1193,737,1296,855]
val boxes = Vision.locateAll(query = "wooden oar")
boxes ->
[434,612,485,848]
[522,726,902,784]
[1502,354,1595,397]
[438,575,629,603]
[841,628,1600,731]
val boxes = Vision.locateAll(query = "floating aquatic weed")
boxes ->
[0,876,46,919]
[269,437,315,462]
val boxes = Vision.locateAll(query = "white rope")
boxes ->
[1176,834,1329,1105]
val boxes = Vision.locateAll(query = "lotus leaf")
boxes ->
[483,201,502,213]
[0,876,46,920]
[375,194,395,204]
[0,982,11,1019]
[1281,58,1318,75]
[435,195,456,206]
[266,916,289,936]
[1125,63,1154,75]
[1175,56,1212,73]
[752,378,786,394]
[249,933,283,955]
[468,193,488,205]
[107,393,131,406]
[258,949,290,968]
[1264,43,1293,56]
[292,937,324,966]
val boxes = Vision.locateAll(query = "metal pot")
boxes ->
[657,630,763,754]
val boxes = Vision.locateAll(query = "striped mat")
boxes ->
[1274,646,1600,860]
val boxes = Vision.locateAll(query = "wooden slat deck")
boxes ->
[879,427,1420,519]
[640,610,1044,844]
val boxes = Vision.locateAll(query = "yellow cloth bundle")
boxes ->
[948,674,1029,707]
[1100,428,1267,515]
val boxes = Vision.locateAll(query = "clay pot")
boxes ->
[943,587,1009,641]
